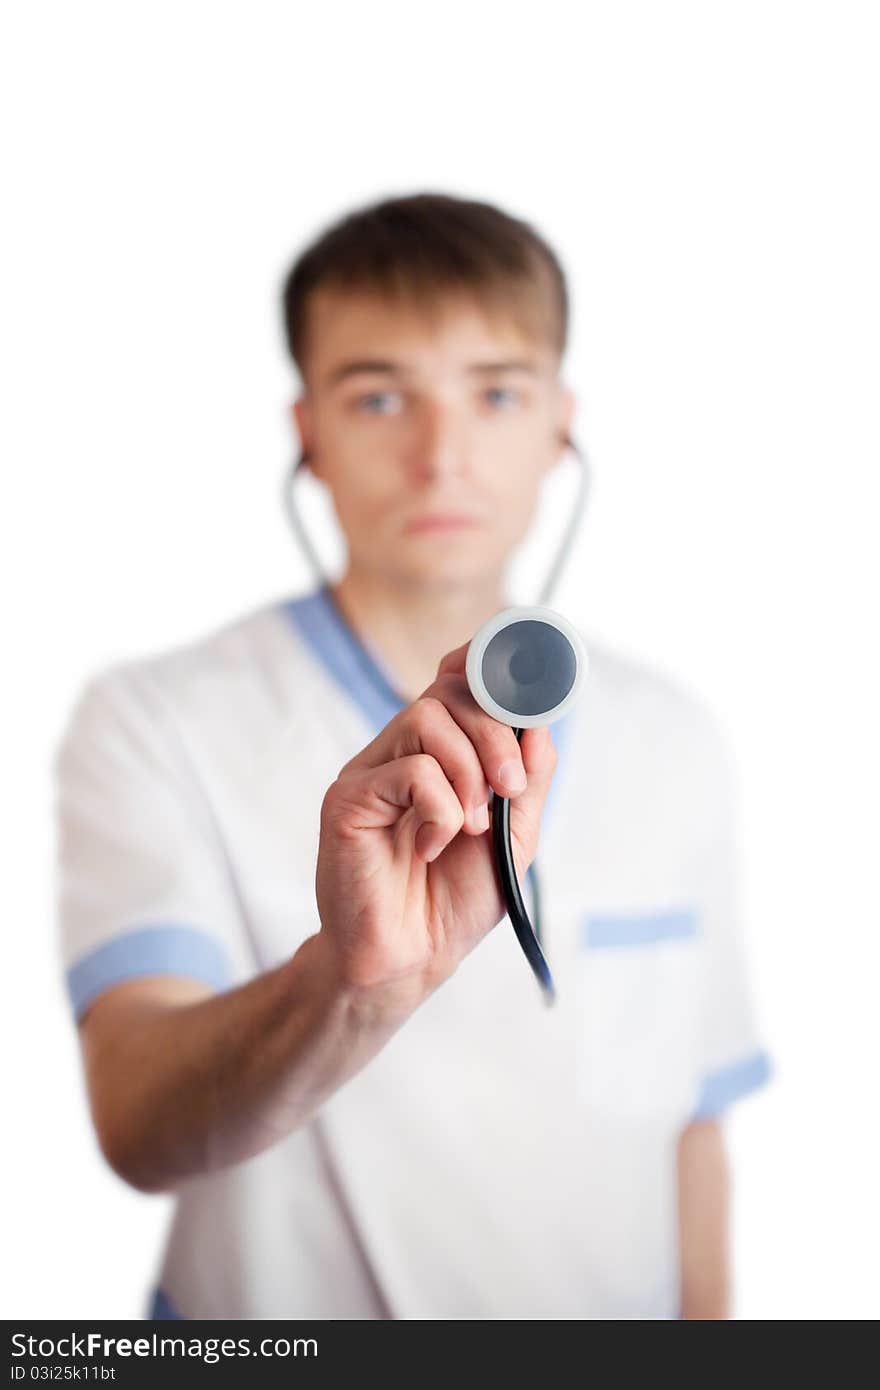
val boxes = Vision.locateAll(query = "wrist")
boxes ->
[288,930,429,1033]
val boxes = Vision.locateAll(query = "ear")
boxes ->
[291,395,319,479]
[547,383,577,472]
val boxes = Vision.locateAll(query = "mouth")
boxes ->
[403,513,483,534]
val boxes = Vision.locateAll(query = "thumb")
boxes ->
[501,724,559,859]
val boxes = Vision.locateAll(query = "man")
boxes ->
[54,191,770,1320]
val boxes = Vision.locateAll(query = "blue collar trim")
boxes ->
[279,583,575,834]
[282,583,407,733]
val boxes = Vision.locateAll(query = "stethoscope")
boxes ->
[282,435,592,1003]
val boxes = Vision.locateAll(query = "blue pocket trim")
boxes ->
[581,906,699,949]
[692,1048,773,1119]
[66,924,232,1021]
[148,1285,186,1320]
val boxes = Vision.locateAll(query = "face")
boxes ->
[291,287,576,594]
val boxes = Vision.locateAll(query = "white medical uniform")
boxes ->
[53,582,771,1320]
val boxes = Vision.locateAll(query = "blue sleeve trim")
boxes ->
[66,924,232,1021]
[148,1285,187,1320]
[691,1048,773,1120]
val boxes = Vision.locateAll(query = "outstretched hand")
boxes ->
[314,639,558,1008]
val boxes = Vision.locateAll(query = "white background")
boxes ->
[2,1,878,1320]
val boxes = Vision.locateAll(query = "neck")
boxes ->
[328,566,511,704]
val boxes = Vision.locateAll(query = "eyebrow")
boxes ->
[323,358,540,389]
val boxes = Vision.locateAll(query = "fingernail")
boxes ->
[498,759,527,794]
[472,802,490,831]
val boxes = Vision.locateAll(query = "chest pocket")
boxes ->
[574,905,704,1122]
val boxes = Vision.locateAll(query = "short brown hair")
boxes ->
[281,191,569,381]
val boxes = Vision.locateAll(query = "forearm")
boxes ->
[677,1118,732,1319]
[91,931,424,1194]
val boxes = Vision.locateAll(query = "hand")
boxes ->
[314,640,558,1010]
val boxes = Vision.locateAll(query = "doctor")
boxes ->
[54,191,771,1321]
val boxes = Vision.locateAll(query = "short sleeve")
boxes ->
[688,712,773,1120]
[52,662,255,1022]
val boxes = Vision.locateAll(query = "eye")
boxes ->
[356,390,403,415]
[485,386,520,409]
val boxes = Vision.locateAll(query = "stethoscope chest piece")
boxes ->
[465,604,589,1004]
[466,605,588,729]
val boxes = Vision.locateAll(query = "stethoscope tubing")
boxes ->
[491,727,555,1004]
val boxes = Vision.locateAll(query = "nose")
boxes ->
[408,398,467,482]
